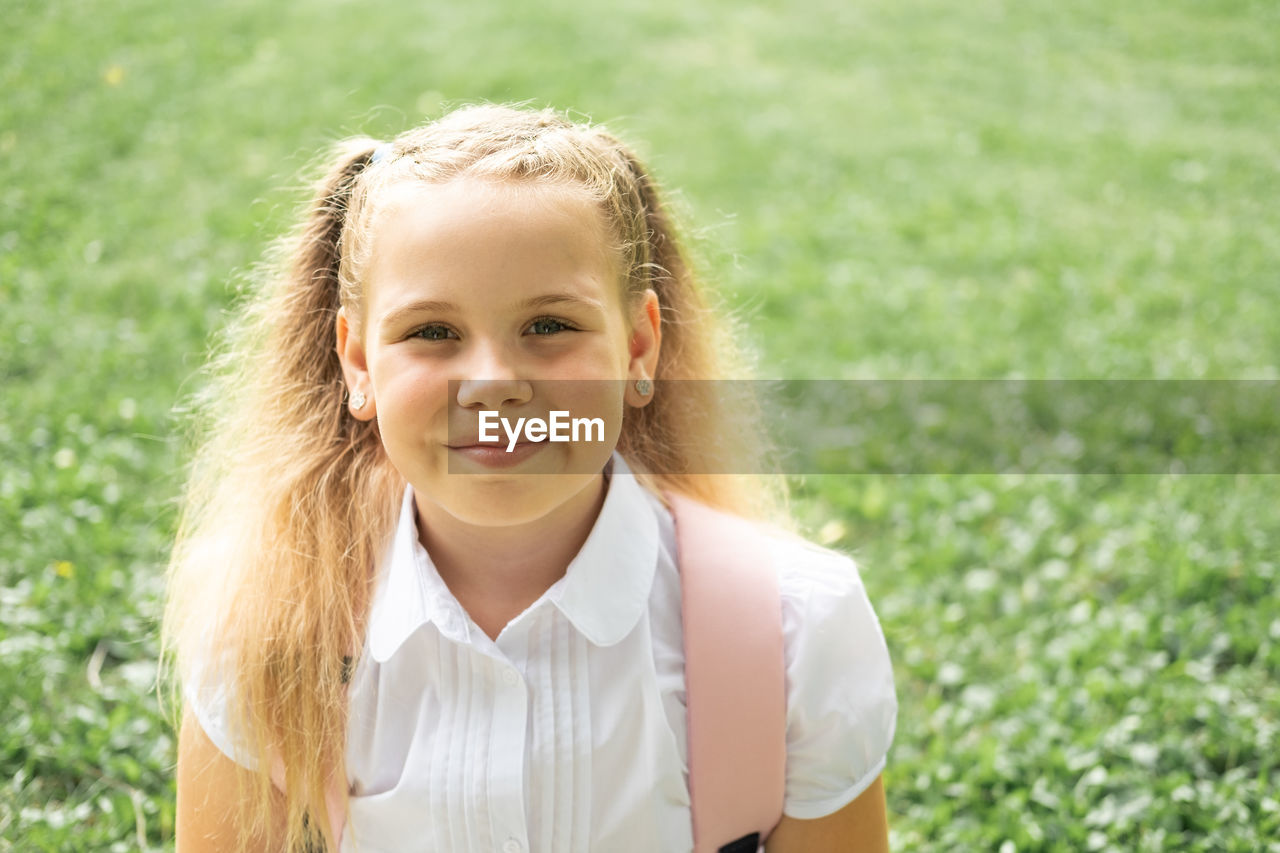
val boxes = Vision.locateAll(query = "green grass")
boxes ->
[3,0,1278,849]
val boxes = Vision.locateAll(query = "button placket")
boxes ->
[488,655,530,853]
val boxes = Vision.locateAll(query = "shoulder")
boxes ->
[766,527,869,604]
[182,643,261,771]
[759,528,899,821]
[761,528,893,696]
[765,531,885,661]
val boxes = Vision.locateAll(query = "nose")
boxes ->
[454,341,533,410]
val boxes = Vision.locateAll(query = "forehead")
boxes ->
[363,177,620,317]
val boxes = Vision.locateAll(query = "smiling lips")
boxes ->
[447,441,544,469]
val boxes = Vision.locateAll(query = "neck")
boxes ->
[414,475,607,640]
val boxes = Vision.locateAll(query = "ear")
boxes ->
[335,307,377,421]
[624,289,662,408]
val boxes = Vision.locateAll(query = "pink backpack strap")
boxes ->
[668,493,787,853]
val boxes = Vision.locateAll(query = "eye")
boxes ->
[411,323,458,342]
[526,316,577,336]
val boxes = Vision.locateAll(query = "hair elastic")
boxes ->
[369,143,392,165]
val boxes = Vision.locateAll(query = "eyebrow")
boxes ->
[379,292,606,327]
[379,299,455,328]
[523,293,606,312]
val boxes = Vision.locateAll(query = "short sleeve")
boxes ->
[184,655,260,770]
[773,536,897,819]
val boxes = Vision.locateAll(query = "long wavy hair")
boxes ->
[163,103,780,851]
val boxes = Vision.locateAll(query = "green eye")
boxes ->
[413,324,457,341]
[528,317,574,335]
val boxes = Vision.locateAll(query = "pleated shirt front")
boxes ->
[192,456,898,853]
[343,461,689,853]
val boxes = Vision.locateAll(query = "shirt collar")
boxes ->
[366,486,473,662]
[366,454,660,662]
[547,454,659,646]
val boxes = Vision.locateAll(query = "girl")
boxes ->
[165,104,897,852]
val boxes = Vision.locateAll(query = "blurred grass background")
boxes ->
[2,0,1278,849]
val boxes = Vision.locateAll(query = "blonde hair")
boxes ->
[164,103,780,851]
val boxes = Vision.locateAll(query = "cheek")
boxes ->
[559,381,622,413]
[546,380,626,447]
[560,329,634,380]
[371,356,450,423]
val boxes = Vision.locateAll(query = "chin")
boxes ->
[429,473,602,529]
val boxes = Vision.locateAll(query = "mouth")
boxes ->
[447,440,535,450]
[446,440,545,469]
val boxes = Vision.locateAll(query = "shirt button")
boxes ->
[502,839,523,853]
[501,667,520,686]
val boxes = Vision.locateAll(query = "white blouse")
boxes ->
[191,456,897,853]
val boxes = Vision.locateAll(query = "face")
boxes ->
[336,177,661,532]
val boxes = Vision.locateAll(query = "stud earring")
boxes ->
[350,390,367,410]
[635,378,652,397]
